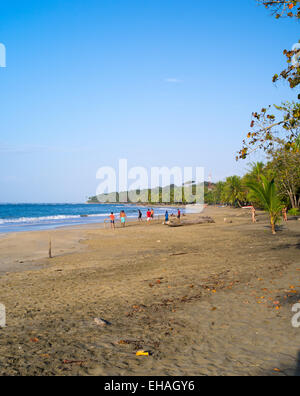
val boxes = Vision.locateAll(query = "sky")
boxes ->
[0,0,299,203]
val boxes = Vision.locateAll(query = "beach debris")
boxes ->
[167,218,181,227]
[136,350,150,356]
[94,318,112,327]
[117,339,145,349]
[30,337,39,343]
[168,216,215,227]
[0,304,6,328]
[49,238,52,259]
[118,340,129,345]
[62,359,87,366]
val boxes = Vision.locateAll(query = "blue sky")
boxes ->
[0,0,298,202]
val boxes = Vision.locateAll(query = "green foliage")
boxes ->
[221,176,247,207]
[88,183,204,205]
[204,181,225,205]
[266,139,300,208]
[296,135,300,149]
[242,162,267,206]
[288,208,300,215]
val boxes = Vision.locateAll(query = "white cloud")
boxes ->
[164,78,183,83]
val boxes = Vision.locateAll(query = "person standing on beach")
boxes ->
[165,210,169,223]
[138,209,142,222]
[109,212,115,229]
[120,210,127,227]
[282,207,288,222]
[251,206,256,223]
[177,208,181,220]
[146,209,151,223]
[151,208,154,219]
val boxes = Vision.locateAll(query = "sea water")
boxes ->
[0,203,178,233]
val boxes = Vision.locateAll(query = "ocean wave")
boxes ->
[0,213,109,224]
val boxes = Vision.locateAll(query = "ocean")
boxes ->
[0,203,178,233]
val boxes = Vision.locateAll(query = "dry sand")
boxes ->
[0,207,300,376]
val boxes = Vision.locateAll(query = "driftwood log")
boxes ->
[167,216,215,227]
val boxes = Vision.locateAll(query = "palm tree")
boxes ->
[246,175,282,235]
[248,162,265,181]
[243,162,265,206]
[212,181,225,204]
[222,176,246,207]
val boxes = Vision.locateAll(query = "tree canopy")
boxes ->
[238,0,300,160]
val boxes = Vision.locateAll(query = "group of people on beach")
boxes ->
[108,208,181,229]
[250,206,288,223]
[137,208,154,223]
[109,210,126,229]
[164,208,181,223]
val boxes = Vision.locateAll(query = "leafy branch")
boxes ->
[238,0,300,160]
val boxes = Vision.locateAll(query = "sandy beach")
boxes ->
[0,206,300,376]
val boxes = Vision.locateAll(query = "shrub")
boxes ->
[288,208,300,216]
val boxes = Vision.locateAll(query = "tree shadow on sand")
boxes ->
[269,242,300,250]
[295,352,300,376]
[263,351,300,376]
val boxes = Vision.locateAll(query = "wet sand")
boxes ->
[0,227,88,276]
[0,207,300,376]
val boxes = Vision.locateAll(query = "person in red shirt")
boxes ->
[177,209,181,219]
[146,209,151,223]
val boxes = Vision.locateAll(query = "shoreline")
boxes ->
[0,203,185,235]
[0,211,197,276]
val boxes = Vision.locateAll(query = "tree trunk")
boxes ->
[270,216,276,235]
[292,193,297,209]
[236,200,243,208]
[287,190,297,209]
[49,239,52,259]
